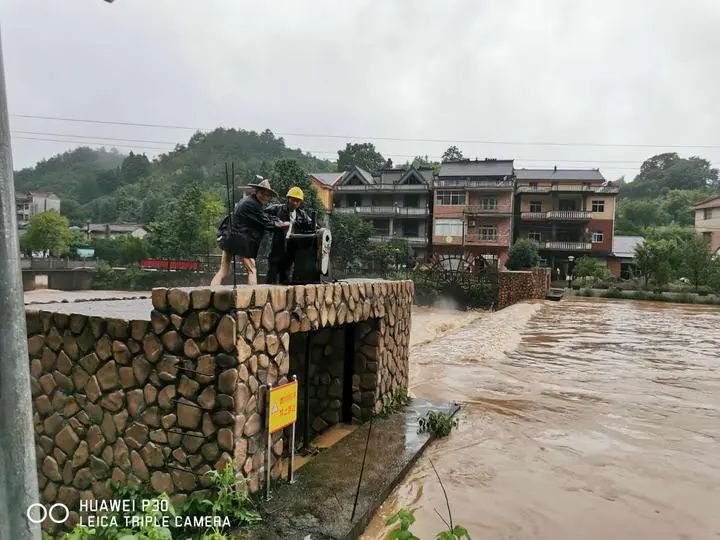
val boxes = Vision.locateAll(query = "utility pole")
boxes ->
[0,27,41,540]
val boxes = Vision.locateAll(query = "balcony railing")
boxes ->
[369,235,428,246]
[516,185,620,194]
[536,241,592,251]
[435,179,514,190]
[334,184,429,192]
[464,234,511,246]
[333,206,430,216]
[521,210,591,220]
[520,212,548,220]
[548,210,591,220]
[464,205,512,215]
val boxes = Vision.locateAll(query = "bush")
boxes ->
[465,282,495,308]
[605,287,624,299]
[506,239,539,270]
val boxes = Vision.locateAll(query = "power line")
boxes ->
[13,136,171,152]
[10,136,651,171]
[12,130,179,146]
[14,128,717,166]
[10,113,720,150]
[12,114,202,131]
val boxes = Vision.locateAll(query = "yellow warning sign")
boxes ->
[268,380,298,433]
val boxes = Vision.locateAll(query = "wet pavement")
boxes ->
[236,399,458,540]
[364,298,720,540]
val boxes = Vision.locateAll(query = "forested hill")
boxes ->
[14,128,335,225]
[614,153,720,235]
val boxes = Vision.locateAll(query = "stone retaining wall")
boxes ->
[496,268,550,309]
[26,280,413,532]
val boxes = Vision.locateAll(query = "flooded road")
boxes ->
[364,298,720,540]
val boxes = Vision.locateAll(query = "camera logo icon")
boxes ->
[26,503,70,524]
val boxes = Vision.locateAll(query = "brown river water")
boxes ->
[363,298,720,540]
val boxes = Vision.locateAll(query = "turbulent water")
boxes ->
[363,298,720,540]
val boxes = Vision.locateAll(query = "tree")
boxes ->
[119,152,150,185]
[336,143,385,174]
[20,210,72,256]
[268,159,324,216]
[93,235,149,265]
[441,146,464,163]
[148,184,225,258]
[622,153,719,198]
[681,234,713,291]
[328,213,374,274]
[505,239,539,270]
[372,239,413,274]
[660,190,710,227]
[573,256,612,283]
[633,238,678,290]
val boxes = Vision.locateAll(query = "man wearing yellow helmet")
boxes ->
[264,186,314,284]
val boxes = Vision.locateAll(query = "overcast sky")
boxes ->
[2,0,719,181]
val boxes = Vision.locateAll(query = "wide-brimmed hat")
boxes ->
[247,177,277,197]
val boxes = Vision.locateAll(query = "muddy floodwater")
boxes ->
[364,298,720,540]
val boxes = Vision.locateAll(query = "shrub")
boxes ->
[605,287,624,299]
[465,282,495,308]
[506,239,539,270]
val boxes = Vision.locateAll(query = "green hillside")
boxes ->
[14,128,335,225]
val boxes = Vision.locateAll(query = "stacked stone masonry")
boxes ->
[26,280,413,532]
[496,268,551,309]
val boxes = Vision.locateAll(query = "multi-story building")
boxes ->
[514,168,618,278]
[432,159,515,266]
[15,191,61,225]
[307,172,342,211]
[329,165,433,260]
[693,195,720,254]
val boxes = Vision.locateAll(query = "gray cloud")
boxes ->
[2,0,719,182]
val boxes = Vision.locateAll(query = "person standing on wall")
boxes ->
[211,178,290,286]
[264,186,315,284]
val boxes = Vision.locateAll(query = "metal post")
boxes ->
[303,332,312,449]
[288,374,297,484]
[265,383,273,502]
[0,27,41,540]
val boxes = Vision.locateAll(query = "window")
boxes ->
[477,225,498,241]
[373,219,390,236]
[528,231,542,242]
[704,208,713,220]
[529,182,538,188]
[403,221,419,237]
[434,219,464,237]
[436,190,466,205]
[529,200,542,213]
[591,200,605,212]
[559,199,577,211]
[592,231,604,243]
[478,197,498,210]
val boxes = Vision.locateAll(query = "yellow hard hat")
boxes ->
[286,186,304,201]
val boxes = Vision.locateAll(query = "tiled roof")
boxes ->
[515,168,605,181]
[439,159,514,177]
[309,172,345,187]
[692,195,720,210]
[612,235,644,258]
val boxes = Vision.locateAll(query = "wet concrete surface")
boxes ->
[24,290,153,320]
[364,298,720,540]
[236,398,459,540]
